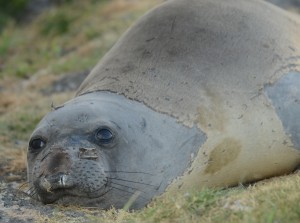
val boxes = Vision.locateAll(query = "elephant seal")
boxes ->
[28,0,300,209]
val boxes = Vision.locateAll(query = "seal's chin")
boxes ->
[33,173,109,205]
[38,188,69,204]
[37,189,110,206]
[53,192,111,207]
[36,185,110,206]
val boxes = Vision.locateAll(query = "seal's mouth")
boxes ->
[37,186,112,206]
[38,188,69,204]
[33,173,110,204]
[33,173,75,204]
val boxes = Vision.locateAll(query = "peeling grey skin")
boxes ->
[265,72,300,149]
[27,92,206,209]
[28,0,300,209]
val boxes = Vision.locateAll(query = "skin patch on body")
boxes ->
[204,138,241,174]
[196,86,227,132]
[265,72,300,149]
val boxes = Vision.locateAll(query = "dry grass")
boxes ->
[94,173,300,223]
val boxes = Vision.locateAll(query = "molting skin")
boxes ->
[28,0,300,209]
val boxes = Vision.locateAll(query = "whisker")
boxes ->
[104,180,148,194]
[109,185,136,195]
[26,187,35,195]
[88,187,112,198]
[25,185,38,196]
[106,187,136,201]
[108,185,148,201]
[28,188,38,198]
[105,170,155,176]
[16,188,34,198]
[106,177,157,187]
[102,187,113,196]
[18,181,29,190]
[26,187,35,193]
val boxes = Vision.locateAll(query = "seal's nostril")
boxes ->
[79,148,98,160]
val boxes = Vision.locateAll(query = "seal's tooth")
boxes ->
[59,174,67,187]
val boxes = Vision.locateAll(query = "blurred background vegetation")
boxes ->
[0,0,162,151]
[0,0,29,31]
[0,0,78,31]
[0,0,141,80]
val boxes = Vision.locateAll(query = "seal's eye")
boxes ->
[95,128,114,144]
[29,138,46,152]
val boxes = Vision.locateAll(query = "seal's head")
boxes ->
[27,92,205,208]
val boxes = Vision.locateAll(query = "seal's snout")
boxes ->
[33,147,76,203]
[32,145,110,204]
[40,172,74,191]
[34,172,76,204]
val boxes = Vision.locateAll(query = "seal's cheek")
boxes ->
[265,72,300,150]
[72,159,108,194]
